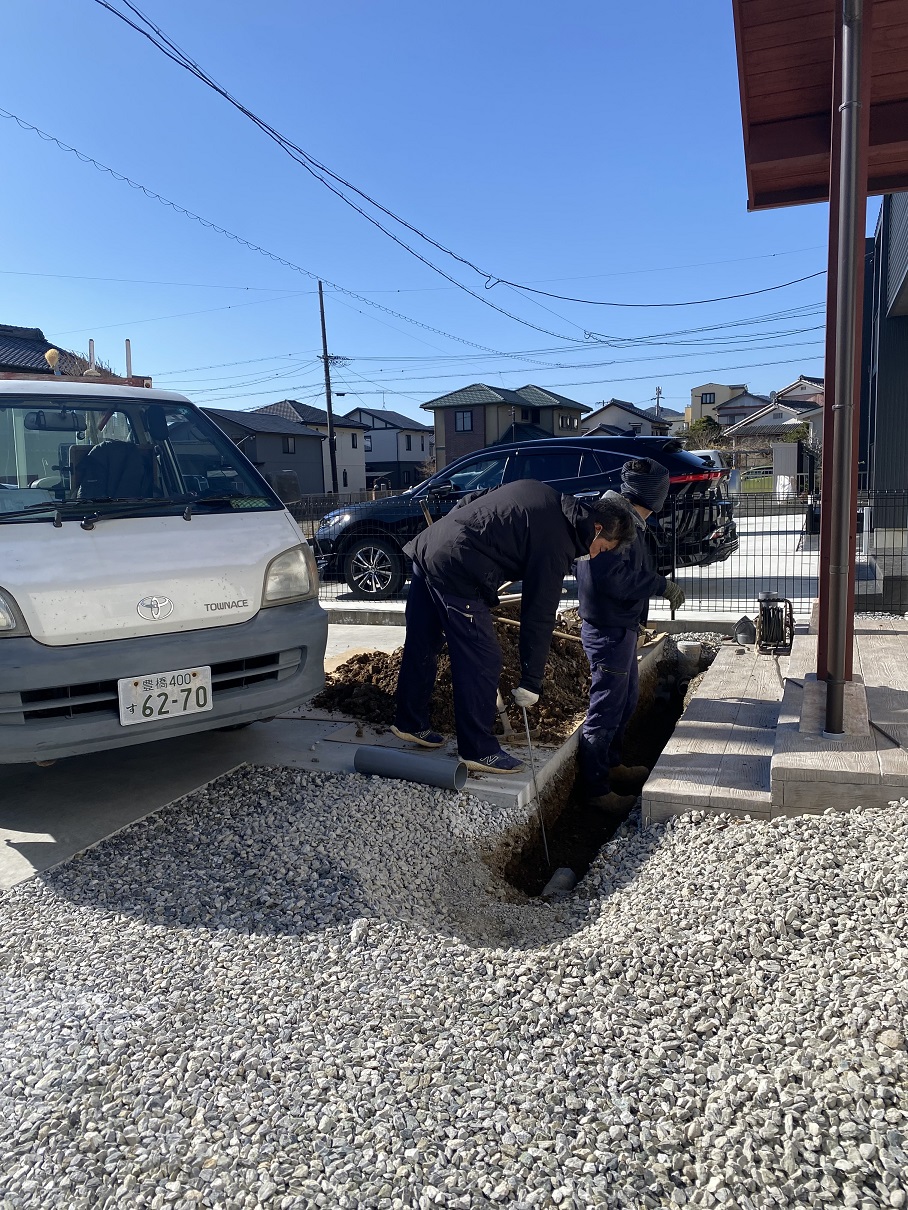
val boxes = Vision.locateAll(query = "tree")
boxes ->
[684,416,722,449]
[780,421,809,444]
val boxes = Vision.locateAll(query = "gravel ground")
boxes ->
[2,768,907,1210]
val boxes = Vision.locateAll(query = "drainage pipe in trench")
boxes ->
[354,746,468,791]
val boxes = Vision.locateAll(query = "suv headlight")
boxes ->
[318,512,351,530]
[263,545,318,605]
[0,587,30,637]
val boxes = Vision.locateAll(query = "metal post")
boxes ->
[825,0,866,736]
[318,280,339,494]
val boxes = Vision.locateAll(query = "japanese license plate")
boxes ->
[117,666,213,727]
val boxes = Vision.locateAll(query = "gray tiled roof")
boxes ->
[420,382,591,414]
[0,324,82,375]
[203,407,324,439]
[513,384,591,413]
[590,398,661,423]
[642,404,685,421]
[344,405,432,431]
[254,399,368,429]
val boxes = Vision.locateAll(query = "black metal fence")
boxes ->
[301,489,908,617]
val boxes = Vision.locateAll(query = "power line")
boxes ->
[87,1,583,342]
[0,107,551,359]
[509,270,826,308]
[47,289,312,337]
[0,267,303,291]
[90,2,832,315]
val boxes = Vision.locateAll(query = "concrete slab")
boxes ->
[644,620,908,825]
[324,623,403,672]
[642,644,783,824]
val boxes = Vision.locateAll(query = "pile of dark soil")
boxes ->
[313,620,591,745]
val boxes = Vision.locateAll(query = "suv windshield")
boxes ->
[0,398,280,520]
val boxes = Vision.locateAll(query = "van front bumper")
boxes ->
[0,599,328,764]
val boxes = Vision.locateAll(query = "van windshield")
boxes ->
[0,398,280,520]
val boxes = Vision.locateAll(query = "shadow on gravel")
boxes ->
[35,764,667,952]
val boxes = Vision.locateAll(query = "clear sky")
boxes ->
[1,1,878,421]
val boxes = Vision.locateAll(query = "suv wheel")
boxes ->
[344,537,404,599]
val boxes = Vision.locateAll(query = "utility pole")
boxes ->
[318,280,339,494]
[654,385,663,421]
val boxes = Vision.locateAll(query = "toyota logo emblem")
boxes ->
[137,595,174,621]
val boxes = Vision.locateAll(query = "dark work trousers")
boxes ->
[578,621,639,798]
[394,567,503,761]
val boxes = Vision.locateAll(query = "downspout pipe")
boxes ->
[354,746,468,791]
[825,0,865,737]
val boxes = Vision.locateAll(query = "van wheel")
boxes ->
[344,537,404,599]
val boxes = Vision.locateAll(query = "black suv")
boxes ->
[314,435,737,598]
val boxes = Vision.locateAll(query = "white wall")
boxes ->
[306,422,366,491]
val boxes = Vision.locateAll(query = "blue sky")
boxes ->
[1,1,877,421]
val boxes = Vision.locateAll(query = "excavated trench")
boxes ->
[492,672,687,899]
[316,611,719,902]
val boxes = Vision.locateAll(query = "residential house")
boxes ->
[582,399,671,437]
[202,407,325,496]
[254,399,368,491]
[776,375,824,407]
[720,398,823,446]
[0,323,149,386]
[642,403,686,435]
[341,405,434,490]
[687,382,749,426]
[714,391,771,427]
[866,193,908,494]
[421,384,590,469]
[0,324,84,377]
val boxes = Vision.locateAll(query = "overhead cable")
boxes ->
[91,1,830,312]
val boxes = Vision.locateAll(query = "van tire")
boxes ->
[343,537,404,599]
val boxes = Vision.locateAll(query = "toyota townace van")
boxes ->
[0,379,327,764]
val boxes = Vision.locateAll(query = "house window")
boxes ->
[629,423,643,434]
[342,469,348,487]
[351,432,358,448]
[701,392,716,405]
[402,468,411,485]
[773,411,784,420]
[558,415,579,430]
[405,434,412,451]
[421,435,425,451]
[363,433,372,452]
[454,410,473,432]
[282,435,296,454]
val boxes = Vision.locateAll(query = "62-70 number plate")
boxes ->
[117,666,213,727]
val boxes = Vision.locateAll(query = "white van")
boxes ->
[0,380,328,764]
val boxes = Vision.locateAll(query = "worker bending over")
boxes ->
[576,458,685,812]
[393,479,634,774]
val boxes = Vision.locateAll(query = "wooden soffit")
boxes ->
[733,0,908,209]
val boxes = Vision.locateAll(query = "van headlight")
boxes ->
[262,545,317,605]
[0,588,29,637]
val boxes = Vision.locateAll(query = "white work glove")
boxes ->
[663,579,686,610]
[512,686,540,709]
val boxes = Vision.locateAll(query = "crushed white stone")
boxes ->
[1,767,907,1209]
